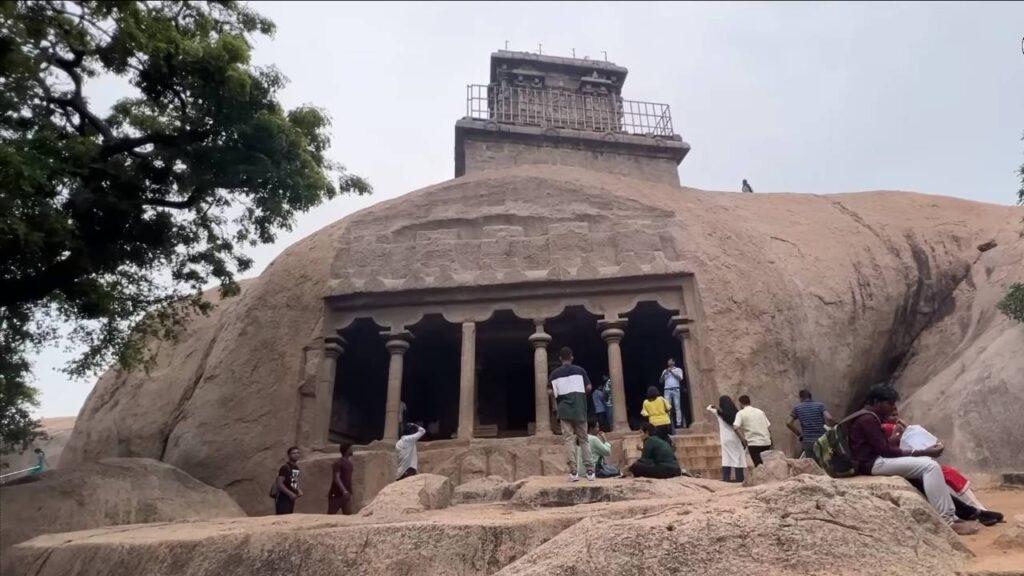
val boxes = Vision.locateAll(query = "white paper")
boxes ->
[899,425,939,451]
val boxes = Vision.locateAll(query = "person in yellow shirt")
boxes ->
[640,386,672,442]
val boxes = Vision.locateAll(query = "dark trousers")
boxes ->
[630,460,682,479]
[596,411,612,433]
[748,444,772,467]
[275,494,295,515]
[721,466,745,483]
[397,467,417,481]
[655,425,672,443]
[327,493,353,515]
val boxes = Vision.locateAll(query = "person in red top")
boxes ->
[328,441,355,515]
[847,384,979,535]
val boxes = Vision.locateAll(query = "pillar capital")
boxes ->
[528,332,552,348]
[384,333,412,354]
[324,336,346,358]
[668,315,694,340]
[599,320,626,344]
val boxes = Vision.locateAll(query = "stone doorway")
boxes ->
[621,301,690,429]
[475,310,534,437]
[331,318,388,444]
[404,314,461,441]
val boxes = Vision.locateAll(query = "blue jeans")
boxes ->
[664,388,684,427]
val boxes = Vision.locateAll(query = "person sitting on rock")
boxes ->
[577,421,617,478]
[328,441,355,515]
[627,423,682,479]
[640,386,673,443]
[275,446,303,515]
[847,384,980,535]
[880,408,997,517]
[395,423,426,481]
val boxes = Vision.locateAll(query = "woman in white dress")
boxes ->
[706,395,747,483]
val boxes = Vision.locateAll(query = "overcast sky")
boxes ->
[31,1,1024,418]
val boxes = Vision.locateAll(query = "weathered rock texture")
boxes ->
[2,476,970,576]
[0,458,244,552]
[743,450,827,487]
[357,472,453,518]
[58,165,1024,514]
[454,475,516,504]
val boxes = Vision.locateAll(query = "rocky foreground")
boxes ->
[3,473,976,576]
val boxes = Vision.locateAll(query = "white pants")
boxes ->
[871,456,956,523]
[664,388,684,427]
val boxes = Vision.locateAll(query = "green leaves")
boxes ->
[0,1,370,441]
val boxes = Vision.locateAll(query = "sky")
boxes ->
[30,1,1024,418]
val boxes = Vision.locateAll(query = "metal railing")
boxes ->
[466,84,674,137]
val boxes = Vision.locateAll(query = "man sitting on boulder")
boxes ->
[576,421,617,478]
[396,423,426,481]
[627,423,682,479]
[847,384,980,535]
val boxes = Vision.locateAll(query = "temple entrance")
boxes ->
[546,305,607,432]
[404,314,461,440]
[621,301,689,430]
[475,310,534,437]
[331,318,388,444]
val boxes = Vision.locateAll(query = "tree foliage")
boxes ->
[996,133,1024,323]
[0,1,370,445]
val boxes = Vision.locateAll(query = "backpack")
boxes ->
[813,409,872,478]
[269,479,279,499]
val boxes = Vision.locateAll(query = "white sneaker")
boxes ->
[586,471,596,482]
[569,472,579,482]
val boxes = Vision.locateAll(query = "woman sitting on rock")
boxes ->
[627,423,682,479]
[706,395,747,483]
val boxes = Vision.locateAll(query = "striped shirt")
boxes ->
[549,364,591,422]
[791,400,827,444]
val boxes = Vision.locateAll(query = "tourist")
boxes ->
[733,395,773,466]
[660,358,686,428]
[395,423,426,481]
[274,446,303,515]
[592,382,611,433]
[627,423,682,479]
[29,448,45,476]
[880,408,992,513]
[786,390,836,458]
[706,396,746,483]
[577,422,617,478]
[549,346,595,482]
[847,384,980,535]
[328,441,355,515]
[641,385,673,442]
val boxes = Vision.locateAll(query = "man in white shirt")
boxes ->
[395,423,426,480]
[732,395,773,466]
[659,358,686,428]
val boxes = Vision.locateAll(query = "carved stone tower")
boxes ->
[455,50,690,185]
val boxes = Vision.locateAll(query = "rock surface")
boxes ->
[0,458,244,551]
[357,472,453,518]
[57,165,1024,513]
[454,475,516,504]
[2,476,970,576]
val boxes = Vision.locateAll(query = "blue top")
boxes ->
[791,400,827,444]
[592,388,607,413]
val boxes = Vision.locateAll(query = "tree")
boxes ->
[0,1,370,446]
[996,132,1024,323]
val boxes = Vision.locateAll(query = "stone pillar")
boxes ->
[599,320,628,432]
[457,322,476,441]
[673,320,711,433]
[529,320,553,436]
[383,334,412,442]
[315,337,345,447]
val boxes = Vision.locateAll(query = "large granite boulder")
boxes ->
[454,475,516,504]
[0,458,244,551]
[743,450,828,486]
[358,473,453,518]
[2,476,971,576]
[57,165,1024,513]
